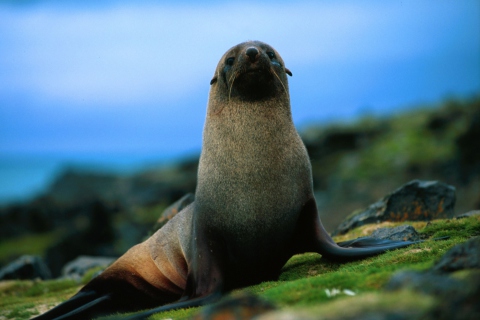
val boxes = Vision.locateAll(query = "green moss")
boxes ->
[149,307,199,320]
[5,303,38,319]
[333,98,479,182]
[4,216,478,319]
[0,278,81,320]
[81,266,106,284]
[0,231,60,263]
[130,203,168,225]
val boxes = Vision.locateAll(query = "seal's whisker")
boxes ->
[228,71,238,102]
[272,68,287,94]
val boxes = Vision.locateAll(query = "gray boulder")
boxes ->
[333,180,455,235]
[370,225,421,242]
[0,255,51,280]
[62,255,116,280]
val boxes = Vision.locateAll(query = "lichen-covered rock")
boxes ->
[370,225,421,242]
[431,237,480,273]
[0,255,51,280]
[333,180,455,235]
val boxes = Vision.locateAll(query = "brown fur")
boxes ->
[34,41,420,320]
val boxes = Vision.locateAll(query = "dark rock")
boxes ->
[47,169,122,206]
[192,293,276,320]
[456,210,480,219]
[428,273,480,320]
[62,256,116,280]
[385,270,465,296]
[386,270,480,320]
[456,110,480,180]
[431,237,480,273]
[0,196,59,241]
[151,193,195,233]
[386,271,480,320]
[45,200,117,277]
[0,255,51,280]
[370,225,421,242]
[385,238,480,320]
[333,180,456,235]
[303,126,384,159]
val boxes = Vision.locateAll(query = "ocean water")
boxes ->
[0,152,186,205]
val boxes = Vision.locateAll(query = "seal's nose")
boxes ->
[245,47,259,62]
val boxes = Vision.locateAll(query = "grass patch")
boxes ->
[4,216,478,320]
[0,278,81,320]
[0,231,60,263]
[5,303,38,319]
[151,216,478,319]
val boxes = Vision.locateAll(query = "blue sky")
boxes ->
[0,0,479,159]
[1,0,479,203]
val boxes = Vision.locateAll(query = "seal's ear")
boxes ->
[210,76,218,85]
[285,68,292,77]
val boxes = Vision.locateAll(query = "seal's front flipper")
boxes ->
[123,292,221,320]
[33,290,111,320]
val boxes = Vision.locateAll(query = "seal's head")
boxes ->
[210,41,292,102]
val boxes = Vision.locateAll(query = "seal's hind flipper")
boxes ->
[293,197,423,262]
[336,236,450,249]
[336,237,421,248]
[33,290,111,320]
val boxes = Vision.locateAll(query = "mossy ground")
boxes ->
[0,232,60,265]
[2,216,477,320]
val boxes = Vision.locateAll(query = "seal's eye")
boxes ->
[226,57,234,66]
[267,51,275,59]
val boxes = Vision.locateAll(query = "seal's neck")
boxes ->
[203,96,294,149]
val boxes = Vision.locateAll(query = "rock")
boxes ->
[385,270,465,296]
[302,126,384,159]
[45,200,117,277]
[0,255,51,280]
[385,270,480,320]
[192,293,276,320]
[456,110,480,180]
[428,273,480,320]
[61,255,116,280]
[456,210,480,219]
[47,169,122,206]
[385,238,480,320]
[431,237,480,273]
[151,193,195,233]
[333,180,455,235]
[370,225,421,242]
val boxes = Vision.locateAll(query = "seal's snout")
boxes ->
[245,47,259,62]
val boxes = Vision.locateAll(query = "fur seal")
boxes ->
[34,41,421,320]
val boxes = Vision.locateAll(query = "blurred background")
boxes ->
[0,0,479,277]
[1,0,479,203]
